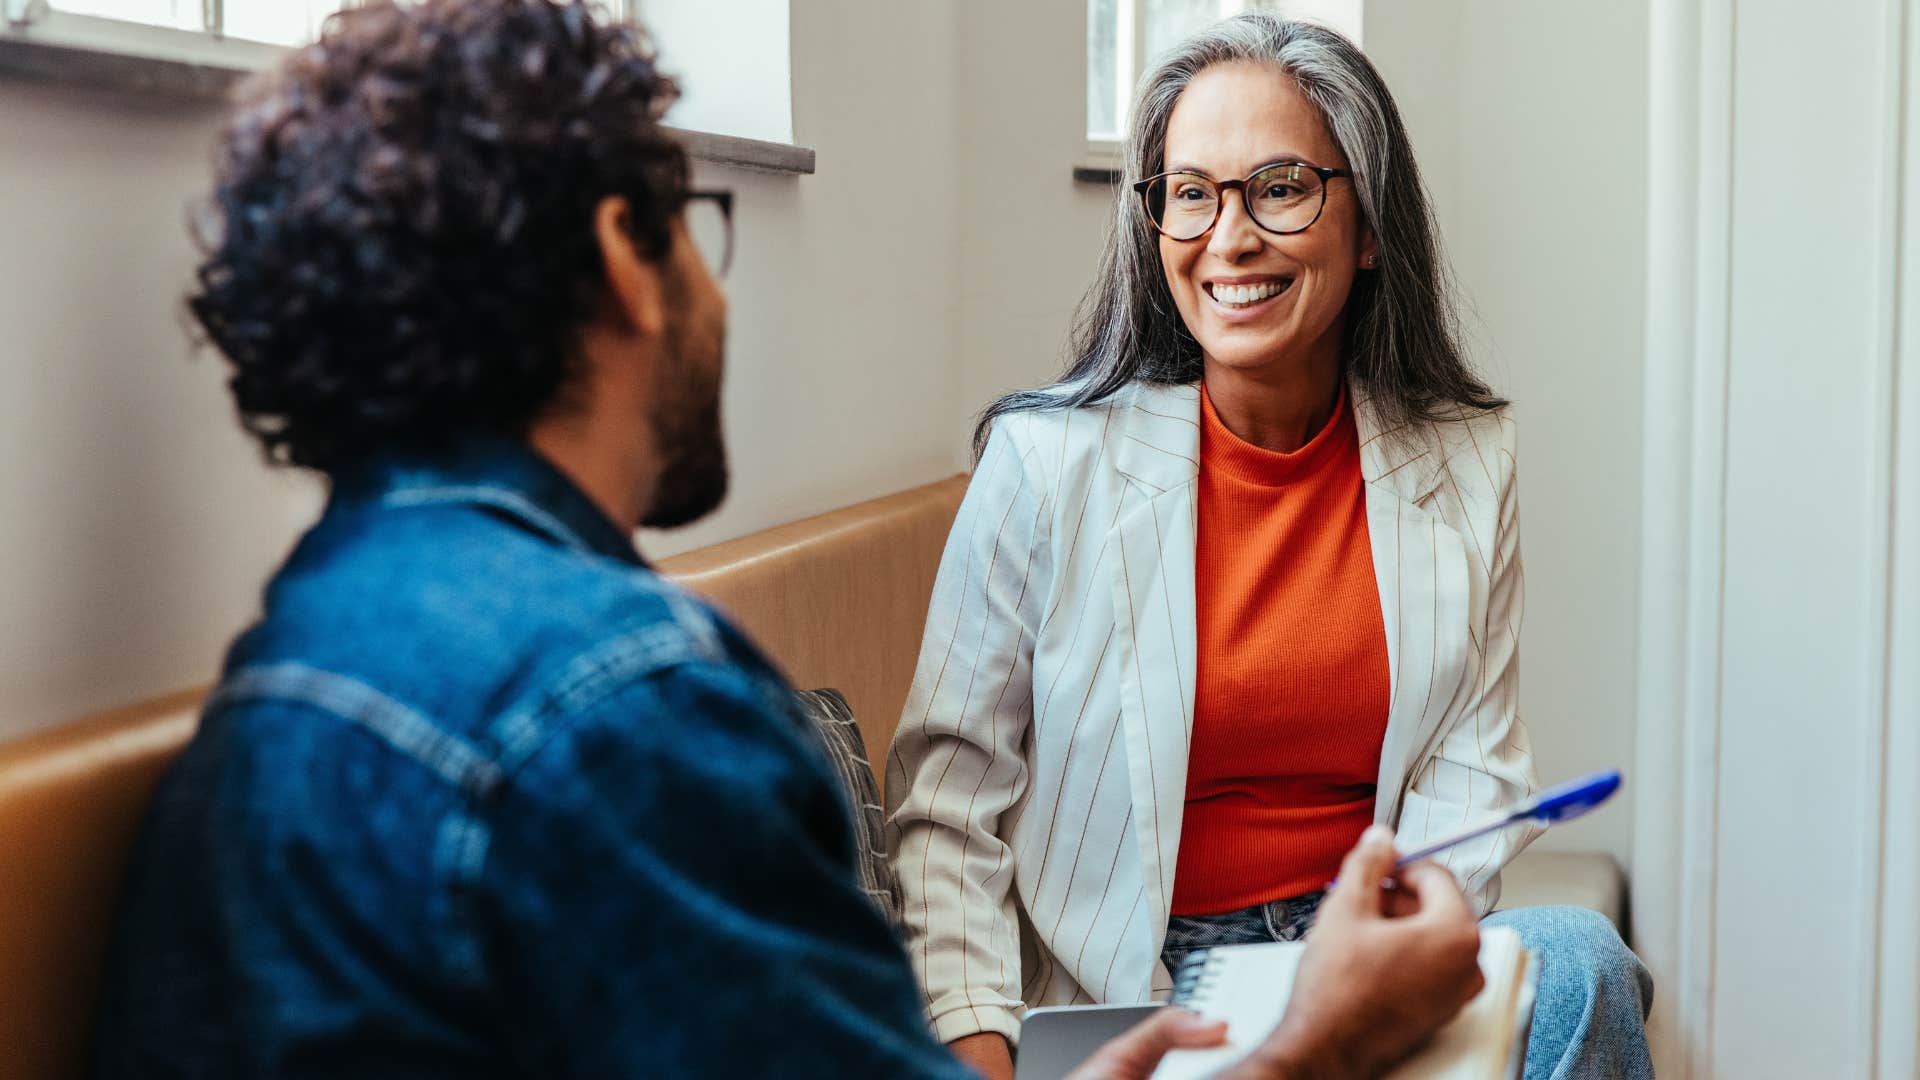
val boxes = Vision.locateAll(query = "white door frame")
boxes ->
[1633,1,1734,1074]
[1636,1,1920,1076]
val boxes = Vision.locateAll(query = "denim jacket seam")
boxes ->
[430,808,495,984]
[378,485,594,556]
[486,602,729,775]
[210,663,505,800]
[206,664,499,984]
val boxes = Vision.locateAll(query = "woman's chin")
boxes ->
[1197,338,1302,375]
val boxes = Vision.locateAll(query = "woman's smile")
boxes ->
[1204,274,1296,319]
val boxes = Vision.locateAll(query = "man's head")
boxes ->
[192,0,729,528]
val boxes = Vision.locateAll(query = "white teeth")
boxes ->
[1211,280,1288,306]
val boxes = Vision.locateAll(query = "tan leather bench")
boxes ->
[662,476,969,772]
[0,692,205,1080]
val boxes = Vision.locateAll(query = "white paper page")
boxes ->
[1152,928,1525,1080]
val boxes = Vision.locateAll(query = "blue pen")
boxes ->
[1332,768,1623,888]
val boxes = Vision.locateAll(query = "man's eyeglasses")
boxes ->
[1134,161,1353,241]
[684,189,734,278]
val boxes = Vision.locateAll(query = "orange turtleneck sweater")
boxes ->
[1171,381,1392,916]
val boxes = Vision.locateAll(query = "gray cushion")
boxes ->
[1494,850,1626,929]
[793,688,903,925]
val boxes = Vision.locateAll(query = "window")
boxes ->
[0,0,338,83]
[35,0,347,47]
[632,0,793,146]
[3,0,809,168]
[1086,0,1364,151]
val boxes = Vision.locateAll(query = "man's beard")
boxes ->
[640,312,729,530]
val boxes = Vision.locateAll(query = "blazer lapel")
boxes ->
[1352,380,1472,826]
[1105,382,1200,967]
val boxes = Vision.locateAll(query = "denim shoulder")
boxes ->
[231,501,785,763]
[468,578,804,785]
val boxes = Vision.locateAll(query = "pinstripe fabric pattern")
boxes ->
[883,378,1538,1046]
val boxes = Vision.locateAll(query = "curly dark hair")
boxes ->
[190,0,688,472]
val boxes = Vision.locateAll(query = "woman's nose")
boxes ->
[1207,194,1265,262]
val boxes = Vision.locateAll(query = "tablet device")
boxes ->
[1014,1003,1164,1080]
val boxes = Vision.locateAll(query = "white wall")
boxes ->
[1711,0,1894,1063]
[0,0,973,736]
[955,0,1112,456]
[0,81,323,737]
[1366,0,1649,871]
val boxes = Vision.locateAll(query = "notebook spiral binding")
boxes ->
[1168,948,1225,1007]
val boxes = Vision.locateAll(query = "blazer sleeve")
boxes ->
[1395,415,1541,916]
[884,419,1052,1046]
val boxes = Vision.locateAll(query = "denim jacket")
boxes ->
[89,438,972,1080]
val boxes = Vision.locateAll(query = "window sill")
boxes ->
[676,128,815,176]
[1075,139,1123,186]
[0,12,816,175]
[1072,165,1123,186]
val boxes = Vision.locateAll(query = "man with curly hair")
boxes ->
[88,2,1488,1077]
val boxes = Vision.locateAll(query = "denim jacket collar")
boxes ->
[332,436,644,567]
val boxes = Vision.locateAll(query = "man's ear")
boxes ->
[594,196,669,339]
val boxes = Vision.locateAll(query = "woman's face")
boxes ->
[1156,61,1375,378]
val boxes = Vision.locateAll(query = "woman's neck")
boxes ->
[1202,345,1345,454]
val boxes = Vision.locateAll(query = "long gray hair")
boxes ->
[973,15,1500,457]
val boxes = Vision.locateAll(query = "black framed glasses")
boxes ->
[684,189,734,278]
[1134,161,1354,241]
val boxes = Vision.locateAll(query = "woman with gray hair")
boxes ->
[887,15,1651,1080]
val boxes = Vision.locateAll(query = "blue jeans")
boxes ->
[1163,896,1654,1080]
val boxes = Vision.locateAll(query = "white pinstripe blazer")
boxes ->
[883,377,1540,1045]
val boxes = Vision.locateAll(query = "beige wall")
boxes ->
[0,81,323,737]
[1367,0,1649,869]
[955,0,1113,450]
[0,0,974,737]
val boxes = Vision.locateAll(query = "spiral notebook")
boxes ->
[1150,926,1537,1080]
